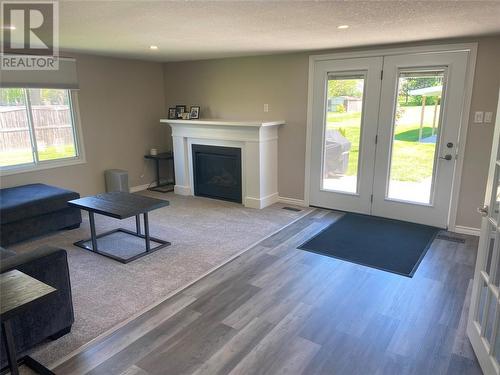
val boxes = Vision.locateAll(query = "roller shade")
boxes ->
[0,57,79,89]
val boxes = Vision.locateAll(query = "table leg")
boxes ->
[172,158,176,185]
[135,215,141,235]
[144,212,151,252]
[23,356,55,375]
[89,211,98,252]
[2,320,19,375]
[156,159,161,187]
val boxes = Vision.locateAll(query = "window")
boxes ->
[0,88,83,172]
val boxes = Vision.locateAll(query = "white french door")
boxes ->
[308,49,471,228]
[309,57,382,214]
[467,90,500,375]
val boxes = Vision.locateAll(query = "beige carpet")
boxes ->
[9,191,310,367]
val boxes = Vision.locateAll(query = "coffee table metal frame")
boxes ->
[73,210,170,264]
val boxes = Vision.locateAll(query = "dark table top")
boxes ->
[68,192,170,219]
[1,270,56,321]
[144,152,174,160]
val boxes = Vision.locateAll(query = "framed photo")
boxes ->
[168,107,177,119]
[190,106,200,119]
[175,105,186,118]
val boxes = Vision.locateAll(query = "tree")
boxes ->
[328,79,362,98]
[399,76,442,105]
[0,88,24,105]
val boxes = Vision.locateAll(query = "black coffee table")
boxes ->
[68,192,171,263]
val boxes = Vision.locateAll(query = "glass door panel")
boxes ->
[309,56,382,215]
[322,74,365,194]
[468,88,500,374]
[387,70,445,204]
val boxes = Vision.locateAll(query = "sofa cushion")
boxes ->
[0,184,80,224]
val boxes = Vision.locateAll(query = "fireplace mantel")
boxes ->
[161,118,285,209]
[160,119,285,128]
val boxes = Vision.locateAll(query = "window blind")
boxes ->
[0,57,79,89]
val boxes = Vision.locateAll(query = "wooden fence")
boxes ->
[0,106,74,151]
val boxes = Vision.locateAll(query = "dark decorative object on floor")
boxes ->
[0,184,82,247]
[0,246,74,371]
[298,213,439,277]
[68,192,171,263]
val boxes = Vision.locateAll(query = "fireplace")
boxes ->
[192,144,242,203]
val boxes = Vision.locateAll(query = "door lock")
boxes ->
[440,154,453,161]
[446,142,454,148]
[477,205,489,217]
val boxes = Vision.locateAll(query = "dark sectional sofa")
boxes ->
[0,245,75,368]
[0,183,82,247]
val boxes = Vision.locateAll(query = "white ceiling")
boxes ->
[54,1,500,62]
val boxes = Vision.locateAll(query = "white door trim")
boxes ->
[304,42,478,230]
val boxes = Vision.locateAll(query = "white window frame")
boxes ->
[0,89,86,176]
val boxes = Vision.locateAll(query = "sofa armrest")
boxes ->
[0,246,74,322]
[0,246,75,358]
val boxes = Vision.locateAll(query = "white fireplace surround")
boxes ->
[160,119,285,209]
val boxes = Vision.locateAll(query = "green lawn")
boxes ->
[0,145,76,167]
[327,111,436,182]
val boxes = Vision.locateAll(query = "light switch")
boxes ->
[474,111,484,123]
[484,112,493,123]
[263,104,269,113]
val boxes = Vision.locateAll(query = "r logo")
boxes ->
[2,1,56,55]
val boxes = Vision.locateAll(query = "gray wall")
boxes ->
[1,53,169,196]
[1,36,498,229]
[163,36,500,229]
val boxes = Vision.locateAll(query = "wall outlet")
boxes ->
[263,104,269,113]
[484,112,493,123]
[474,111,484,123]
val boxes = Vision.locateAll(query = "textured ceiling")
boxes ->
[35,1,500,61]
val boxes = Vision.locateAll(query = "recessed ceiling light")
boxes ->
[3,25,15,30]
[149,45,159,50]
[337,25,349,29]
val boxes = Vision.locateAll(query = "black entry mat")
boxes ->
[298,213,439,277]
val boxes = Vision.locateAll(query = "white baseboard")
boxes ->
[174,185,191,195]
[278,196,308,207]
[245,192,279,209]
[452,225,481,237]
[130,183,152,193]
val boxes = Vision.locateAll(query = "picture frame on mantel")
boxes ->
[190,106,200,119]
[175,105,186,118]
[168,108,177,119]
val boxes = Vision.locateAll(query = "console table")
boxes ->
[1,270,56,375]
[144,152,175,193]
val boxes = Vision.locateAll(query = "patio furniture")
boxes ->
[324,129,351,177]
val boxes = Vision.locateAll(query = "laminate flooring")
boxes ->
[55,209,482,375]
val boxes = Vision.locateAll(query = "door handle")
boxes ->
[478,205,489,217]
[439,154,453,161]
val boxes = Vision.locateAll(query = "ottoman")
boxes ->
[0,183,82,246]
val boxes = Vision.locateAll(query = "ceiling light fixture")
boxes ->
[149,45,159,50]
[337,25,349,29]
[3,25,16,30]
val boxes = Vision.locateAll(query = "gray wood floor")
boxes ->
[54,209,482,375]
